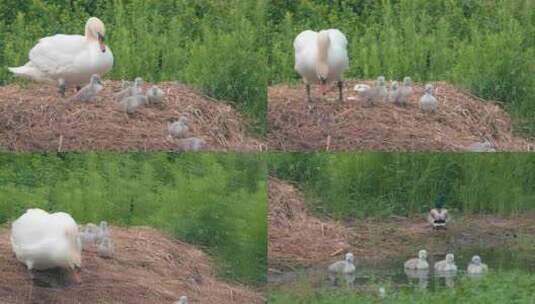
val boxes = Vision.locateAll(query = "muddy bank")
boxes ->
[268,80,534,152]
[268,177,535,271]
[0,226,263,304]
[0,82,264,152]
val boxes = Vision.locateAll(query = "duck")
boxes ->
[175,295,188,304]
[419,84,438,112]
[146,85,166,105]
[428,195,449,230]
[389,81,400,103]
[168,117,190,139]
[114,77,144,101]
[8,17,113,97]
[467,255,488,274]
[10,209,82,283]
[396,77,413,106]
[67,74,103,102]
[356,76,387,105]
[176,137,206,152]
[404,249,429,270]
[328,252,356,274]
[118,94,147,114]
[434,253,457,272]
[294,29,349,102]
[97,236,115,258]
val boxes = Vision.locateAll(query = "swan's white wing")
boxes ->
[29,34,88,77]
[293,30,317,53]
[327,29,348,47]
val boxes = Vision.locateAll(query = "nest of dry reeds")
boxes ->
[0,226,263,304]
[0,81,264,152]
[268,80,534,151]
[268,177,352,269]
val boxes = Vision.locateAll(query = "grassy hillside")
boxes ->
[266,0,535,136]
[269,153,535,218]
[0,152,267,285]
[0,0,268,134]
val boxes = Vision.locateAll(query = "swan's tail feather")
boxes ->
[8,64,49,82]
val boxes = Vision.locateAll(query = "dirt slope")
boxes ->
[0,82,264,152]
[0,226,263,304]
[268,177,351,269]
[268,80,534,151]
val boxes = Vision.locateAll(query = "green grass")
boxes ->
[268,153,535,219]
[0,0,267,134]
[266,0,535,137]
[0,152,267,285]
[269,271,535,304]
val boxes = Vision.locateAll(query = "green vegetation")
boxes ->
[269,271,535,304]
[266,0,535,137]
[0,0,267,134]
[0,153,267,285]
[269,153,535,219]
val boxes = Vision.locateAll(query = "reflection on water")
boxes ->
[268,246,535,293]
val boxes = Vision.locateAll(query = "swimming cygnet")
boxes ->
[404,249,429,270]
[146,85,166,105]
[467,255,488,274]
[118,94,147,114]
[396,76,413,106]
[174,295,188,304]
[389,81,400,103]
[176,137,205,152]
[168,116,190,139]
[328,252,356,274]
[97,236,115,258]
[419,84,438,112]
[114,77,143,101]
[434,253,457,272]
[68,74,103,102]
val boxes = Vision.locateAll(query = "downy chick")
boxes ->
[114,77,143,101]
[118,94,147,114]
[419,84,438,112]
[68,74,103,102]
[397,76,413,106]
[176,137,205,152]
[168,116,190,139]
[146,85,166,105]
[97,236,115,258]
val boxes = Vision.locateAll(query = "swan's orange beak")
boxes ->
[98,33,106,53]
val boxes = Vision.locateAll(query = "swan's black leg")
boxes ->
[338,81,344,102]
[306,84,312,102]
[58,79,66,97]
[76,86,82,92]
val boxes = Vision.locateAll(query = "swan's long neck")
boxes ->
[317,31,330,64]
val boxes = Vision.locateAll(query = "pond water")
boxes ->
[268,245,535,292]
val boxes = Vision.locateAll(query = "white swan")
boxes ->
[294,29,349,102]
[419,84,438,112]
[10,209,82,283]
[328,252,356,274]
[8,17,113,96]
[404,249,429,270]
[434,253,457,272]
[467,255,488,274]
